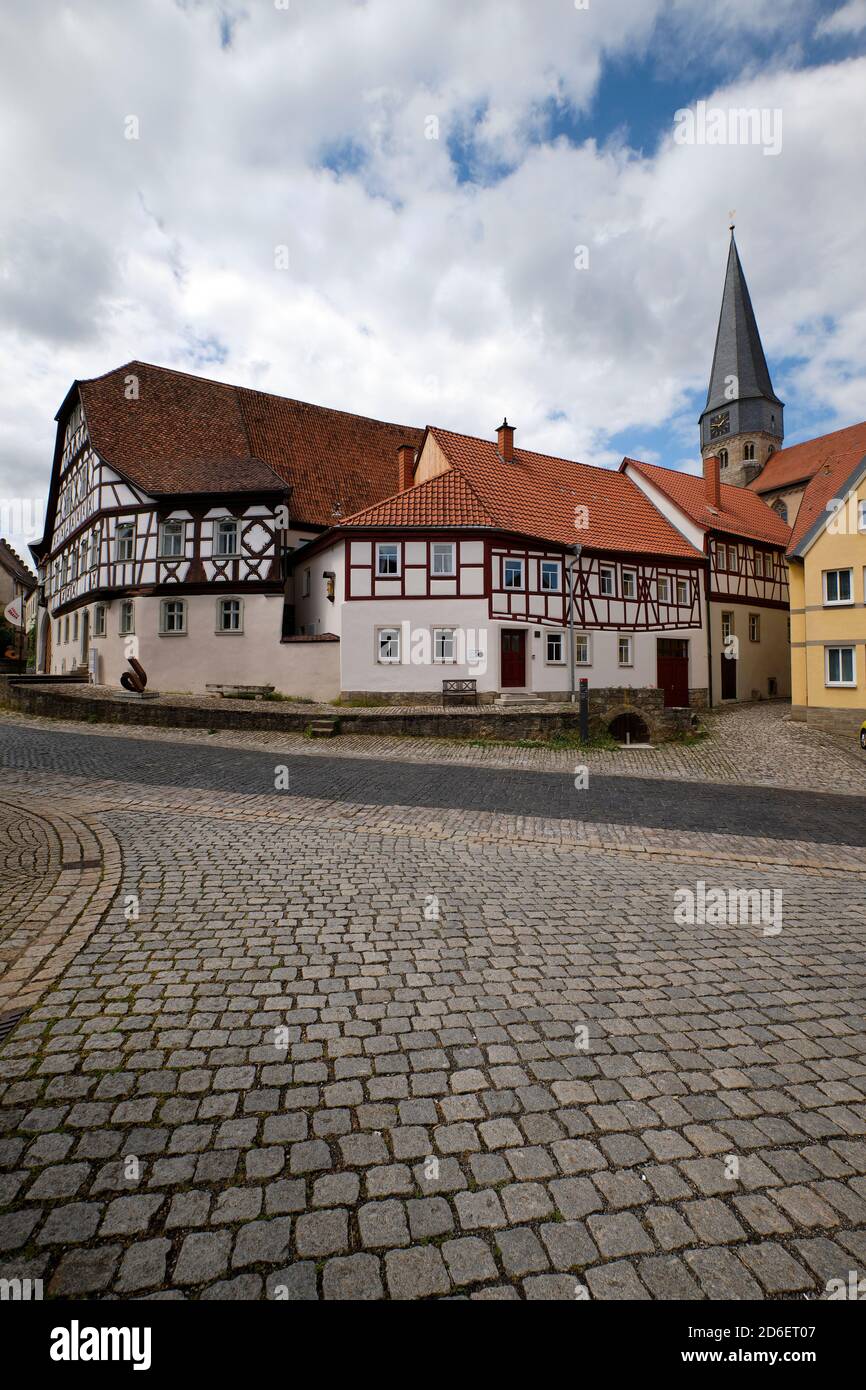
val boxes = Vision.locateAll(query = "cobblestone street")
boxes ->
[0,709,864,1301]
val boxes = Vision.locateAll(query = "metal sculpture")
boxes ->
[120,657,148,694]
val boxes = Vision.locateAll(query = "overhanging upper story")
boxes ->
[622,455,792,610]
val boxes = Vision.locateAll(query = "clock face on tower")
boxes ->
[709,411,730,439]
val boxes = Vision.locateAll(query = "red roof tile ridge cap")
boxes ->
[78,360,422,434]
[774,417,866,452]
[430,424,619,477]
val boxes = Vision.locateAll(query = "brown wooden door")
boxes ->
[500,630,526,687]
[657,638,689,707]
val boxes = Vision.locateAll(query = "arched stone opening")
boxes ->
[608,710,651,745]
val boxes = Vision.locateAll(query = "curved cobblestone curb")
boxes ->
[0,795,121,1016]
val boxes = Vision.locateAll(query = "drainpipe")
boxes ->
[704,554,713,709]
[568,544,582,703]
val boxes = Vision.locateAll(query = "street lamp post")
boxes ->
[567,543,582,704]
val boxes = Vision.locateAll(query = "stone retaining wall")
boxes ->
[0,676,705,742]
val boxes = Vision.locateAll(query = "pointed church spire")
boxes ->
[699,229,783,488]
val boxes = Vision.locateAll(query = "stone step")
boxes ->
[494,691,544,706]
[308,720,338,738]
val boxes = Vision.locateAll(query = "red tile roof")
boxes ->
[74,362,422,525]
[624,458,791,548]
[340,466,493,529]
[788,445,866,553]
[342,428,703,560]
[749,419,866,495]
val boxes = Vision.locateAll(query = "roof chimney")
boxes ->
[397,444,416,491]
[703,454,721,510]
[497,418,515,463]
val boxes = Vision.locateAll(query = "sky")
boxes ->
[2,0,866,564]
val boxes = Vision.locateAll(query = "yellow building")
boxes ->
[788,449,866,739]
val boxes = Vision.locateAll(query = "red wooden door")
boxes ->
[657,638,689,707]
[501,630,526,687]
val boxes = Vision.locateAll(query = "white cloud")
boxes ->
[816,1,866,38]
[0,0,864,562]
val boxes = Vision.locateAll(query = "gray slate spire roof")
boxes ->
[704,230,782,413]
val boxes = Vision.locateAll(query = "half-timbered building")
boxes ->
[292,422,710,706]
[30,362,422,698]
[622,455,791,704]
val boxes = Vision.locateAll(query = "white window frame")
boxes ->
[433,627,456,662]
[859,500,866,532]
[574,633,591,665]
[159,598,187,635]
[93,603,106,638]
[115,522,134,563]
[376,543,400,578]
[545,631,565,664]
[825,645,856,688]
[215,519,239,557]
[377,626,401,663]
[503,557,524,590]
[158,520,184,558]
[431,543,455,577]
[823,568,853,606]
[618,635,633,667]
[216,597,243,634]
[748,613,761,643]
[540,560,561,593]
[599,565,614,596]
[622,569,636,599]
[676,578,689,604]
[657,575,670,603]
[119,599,134,636]
[88,529,99,570]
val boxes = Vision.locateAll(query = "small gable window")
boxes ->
[772,498,788,523]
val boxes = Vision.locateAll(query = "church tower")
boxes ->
[699,228,783,488]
